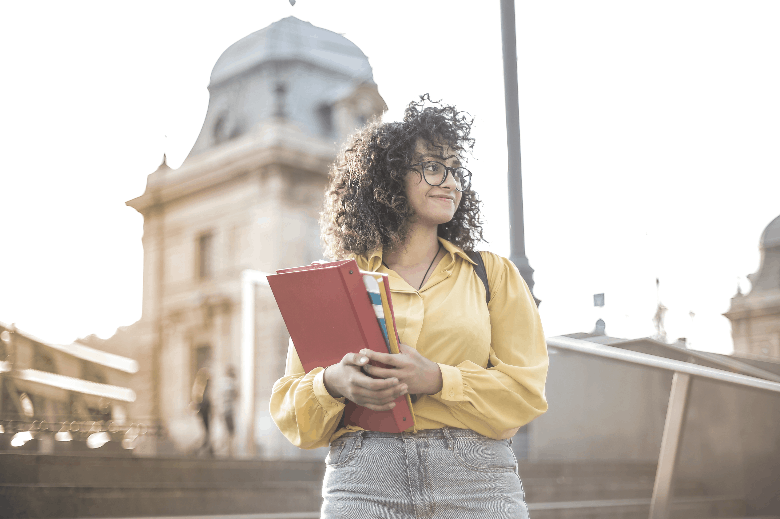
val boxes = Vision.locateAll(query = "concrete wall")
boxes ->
[530,345,780,514]
[530,347,670,462]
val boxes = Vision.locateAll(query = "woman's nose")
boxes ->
[441,169,458,189]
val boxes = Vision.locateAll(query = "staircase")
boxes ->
[0,452,324,518]
[0,453,774,518]
[518,460,759,519]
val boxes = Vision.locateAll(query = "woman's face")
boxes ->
[404,138,463,228]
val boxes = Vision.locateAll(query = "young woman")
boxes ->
[270,95,548,518]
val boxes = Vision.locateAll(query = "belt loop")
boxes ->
[508,437,513,446]
[355,430,364,450]
[442,427,454,451]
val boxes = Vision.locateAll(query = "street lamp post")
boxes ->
[500,0,537,303]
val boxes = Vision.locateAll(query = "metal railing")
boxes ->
[546,335,780,519]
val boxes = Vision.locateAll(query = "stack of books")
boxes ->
[267,260,415,433]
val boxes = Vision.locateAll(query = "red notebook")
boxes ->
[267,259,415,433]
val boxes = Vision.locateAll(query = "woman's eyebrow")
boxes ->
[422,153,462,165]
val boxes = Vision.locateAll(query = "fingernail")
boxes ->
[360,357,368,363]
[401,389,408,396]
[389,402,396,408]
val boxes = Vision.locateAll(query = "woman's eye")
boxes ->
[424,163,439,172]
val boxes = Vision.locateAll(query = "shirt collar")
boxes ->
[438,237,477,266]
[356,237,476,271]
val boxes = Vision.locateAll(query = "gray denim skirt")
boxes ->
[321,427,529,519]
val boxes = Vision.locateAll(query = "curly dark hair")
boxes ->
[320,94,485,260]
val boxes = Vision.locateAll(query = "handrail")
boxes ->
[616,337,780,383]
[547,336,780,394]
[548,334,780,519]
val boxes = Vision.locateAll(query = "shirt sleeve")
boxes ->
[429,252,549,439]
[269,338,346,449]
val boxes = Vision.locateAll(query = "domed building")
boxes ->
[116,17,386,458]
[185,16,383,160]
[725,213,780,361]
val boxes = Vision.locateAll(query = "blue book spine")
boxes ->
[363,275,391,352]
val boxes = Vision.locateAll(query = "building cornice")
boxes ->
[127,120,336,215]
[724,290,780,320]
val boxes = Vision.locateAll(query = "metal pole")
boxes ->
[500,0,537,301]
[649,372,692,519]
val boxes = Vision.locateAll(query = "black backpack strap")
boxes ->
[466,250,490,305]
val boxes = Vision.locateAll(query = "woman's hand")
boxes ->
[323,352,408,411]
[360,343,443,396]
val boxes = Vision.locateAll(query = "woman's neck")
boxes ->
[383,223,440,269]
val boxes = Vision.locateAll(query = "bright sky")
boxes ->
[2,1,779,355]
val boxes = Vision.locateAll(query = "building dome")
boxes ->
[760,214,780,249]
[183,16,384,162]
[210,16,373,86]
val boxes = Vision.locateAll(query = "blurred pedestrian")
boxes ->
[191,367,213,456]
[221,365,239,457]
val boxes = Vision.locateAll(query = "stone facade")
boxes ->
[104,17,386,458]
[725,213,780,361]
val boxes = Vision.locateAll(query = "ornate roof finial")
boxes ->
[160,134,169,169]
[155,153,170,173]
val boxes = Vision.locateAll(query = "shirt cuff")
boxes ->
[433,363,466,402]
[313,368,346,411]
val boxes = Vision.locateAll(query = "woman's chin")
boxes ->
[409,210,457,229]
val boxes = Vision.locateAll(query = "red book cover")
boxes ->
[267,260,414,433]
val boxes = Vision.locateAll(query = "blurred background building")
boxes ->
[0,321,143,454]
[726,214,780,362]
[89,16,386,458]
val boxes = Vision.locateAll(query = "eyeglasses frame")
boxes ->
[408,161,472,192]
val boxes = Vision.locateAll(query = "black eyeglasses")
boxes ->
[408,161,472,192]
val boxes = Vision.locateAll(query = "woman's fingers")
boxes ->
[336,350,411,408]
[397,343,415,355]
[349,372,407,406]
[351,371,399,389]
[352,382,407,402]
[352,374,407,397]
[362,363,401,379]
[341,351,370,368]
[359,348,406,367]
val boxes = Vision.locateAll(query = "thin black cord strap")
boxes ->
[418,244,442,290]
[381,244,443,290]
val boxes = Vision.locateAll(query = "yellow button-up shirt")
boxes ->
[270,238,549,449]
